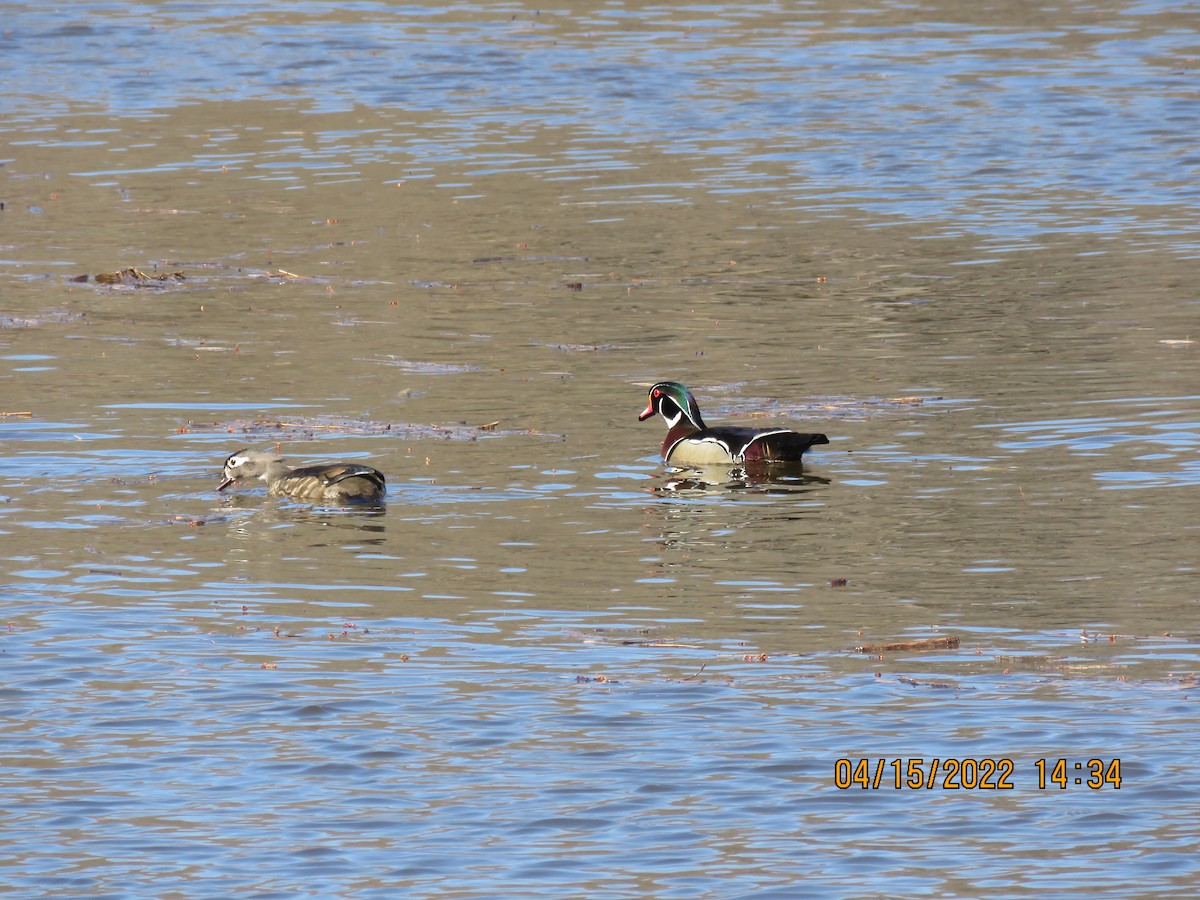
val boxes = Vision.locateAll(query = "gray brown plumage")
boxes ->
[218,449,386,505]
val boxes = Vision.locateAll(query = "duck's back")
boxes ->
[271,463,386,503]
[735,428,829,462]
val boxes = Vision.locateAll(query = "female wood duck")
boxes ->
[639,381,829,466]
[217,449,386,505]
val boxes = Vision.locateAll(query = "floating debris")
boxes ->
[897,676,969,690]
[855,636,960,654]
[71,267,186,286]
[248,268,316,281]
[575,674,617,684]
[472,255,590,264]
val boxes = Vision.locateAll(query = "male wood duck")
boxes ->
[218,449,386,504]
[639,381,829,466]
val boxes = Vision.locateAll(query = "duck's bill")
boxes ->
[217,477,235,491]
[638,400,655,421]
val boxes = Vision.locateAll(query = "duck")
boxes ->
[638,381,829,467]
[217,448,386,505]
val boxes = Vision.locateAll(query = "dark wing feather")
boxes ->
[288,463,386,496]
[712,427,828,462]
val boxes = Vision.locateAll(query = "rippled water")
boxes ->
[3,1,1199,897]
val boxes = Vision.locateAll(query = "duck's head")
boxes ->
[638,381,706,431]
[218,449,283,490]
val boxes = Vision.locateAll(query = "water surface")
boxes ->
[2,1,1199,897]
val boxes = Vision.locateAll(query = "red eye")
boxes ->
[652,388,661,398]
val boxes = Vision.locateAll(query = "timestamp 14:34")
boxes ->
[832,757,1122,790]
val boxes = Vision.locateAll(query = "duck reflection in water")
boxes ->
[657,465,832,493]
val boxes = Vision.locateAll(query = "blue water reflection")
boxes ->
[983,398,1200,487]
[6,2,1200,245]
[4,1,1200,897]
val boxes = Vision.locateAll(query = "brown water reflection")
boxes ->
[3,1,1200,896]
